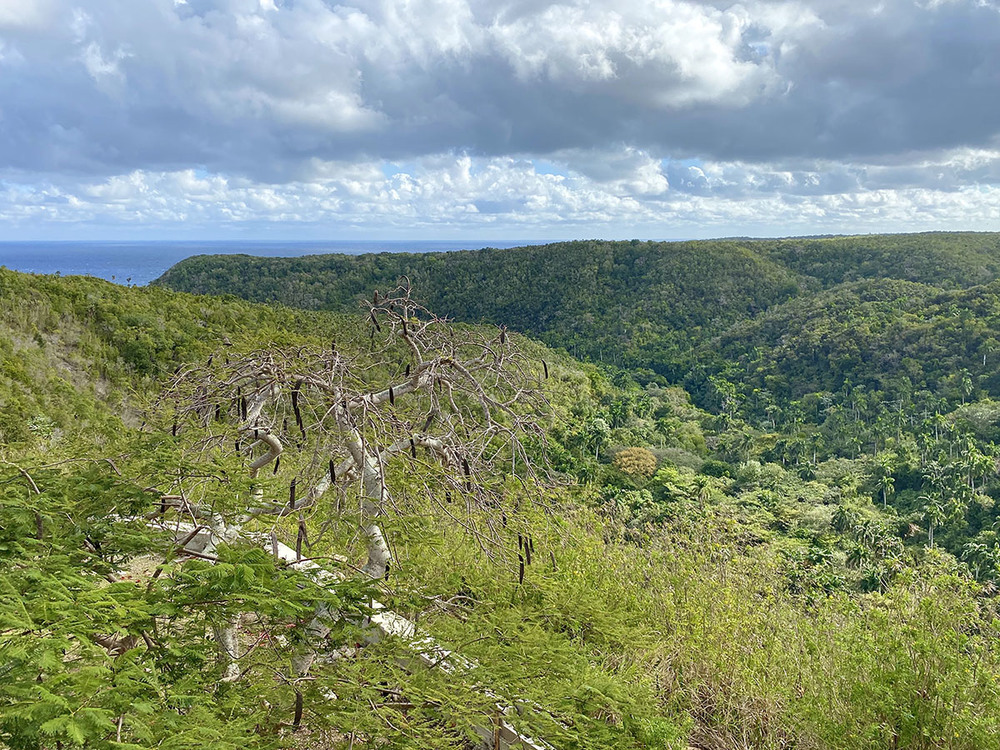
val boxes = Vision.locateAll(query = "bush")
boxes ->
[700,458,732,477]
[613,447,658,478]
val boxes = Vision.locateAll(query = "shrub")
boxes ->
[613,447,658,478]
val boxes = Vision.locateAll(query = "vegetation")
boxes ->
[155,232,1000,378]
[612,447,658,477]
[9,230,1000,748]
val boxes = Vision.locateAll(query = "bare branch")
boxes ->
[160,284,553,583]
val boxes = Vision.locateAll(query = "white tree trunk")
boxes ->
[211,618,242,681]
[342,423,392,580]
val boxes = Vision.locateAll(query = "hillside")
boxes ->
[153,232,1000,573]
[6,268,1000,748]
[755,232,1000,289]
[155,238,805,377]
[156,233,1000,379]
[689,278,1000,406]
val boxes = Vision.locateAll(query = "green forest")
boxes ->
[6,233,1000,749]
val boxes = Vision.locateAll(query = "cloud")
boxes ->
[4,146,999,238]
[0,0,55,29]
[6,0,998,172]
[0,0,998,236]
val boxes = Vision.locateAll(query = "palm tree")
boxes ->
[692,475,714,504]
[832,505,856,535]
[921,495,946,548]
[876,471,895,508]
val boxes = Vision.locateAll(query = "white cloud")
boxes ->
[0,0,54,28]
[490,1,778,107]
[80,41,129,83]
[0,0,999,236]
[4,147,1000,237]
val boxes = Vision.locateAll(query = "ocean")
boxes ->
[0,240,540,287]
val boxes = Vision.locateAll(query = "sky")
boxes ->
[1,0,999,240]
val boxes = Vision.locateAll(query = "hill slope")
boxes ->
[156,233,1000,379]
[7,269,1000,748]
[155,238,805,376]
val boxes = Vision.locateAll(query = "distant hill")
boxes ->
[155,238,803,376]
[754,232,1000,288]
[678,276,1000,422]
[156,233,1000,381]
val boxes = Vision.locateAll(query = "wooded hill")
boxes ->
[7,261,1000,748]
[156,232,1000,379]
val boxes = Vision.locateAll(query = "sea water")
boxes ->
[0,240,540,287]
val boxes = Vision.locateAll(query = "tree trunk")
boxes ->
[342,424,392,580]
[359,455,392,580]
[211,618,241,682]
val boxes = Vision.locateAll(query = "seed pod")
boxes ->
[542,360,549,379]
[410,438,417,459]
[289,479,297,508]
[273,456,280,475]
[240,396,247,421]
[253,428,259,440]
[207,354,214,366]
[518,534,523,551]
[518,554,525,585]
[235,439,241,454]
[171,421,177,437]
[499,328,506,344]
[388,386,395,406]
[445,491,452,504]
[383,562,391,581]
[297,518,308,559]
[525,537,532,566]
[282,417,288,434]
[369,310,381,332]
[292,380,304,433]
[215,403,222,422]
[329,460,336,483]
[404,363,410,377]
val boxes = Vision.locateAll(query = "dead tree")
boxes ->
[161,283,548,589]
[129,287,562,743]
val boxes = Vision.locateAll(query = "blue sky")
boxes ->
[1,0,999,240]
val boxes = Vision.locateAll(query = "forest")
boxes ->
[5,233,1000,748]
